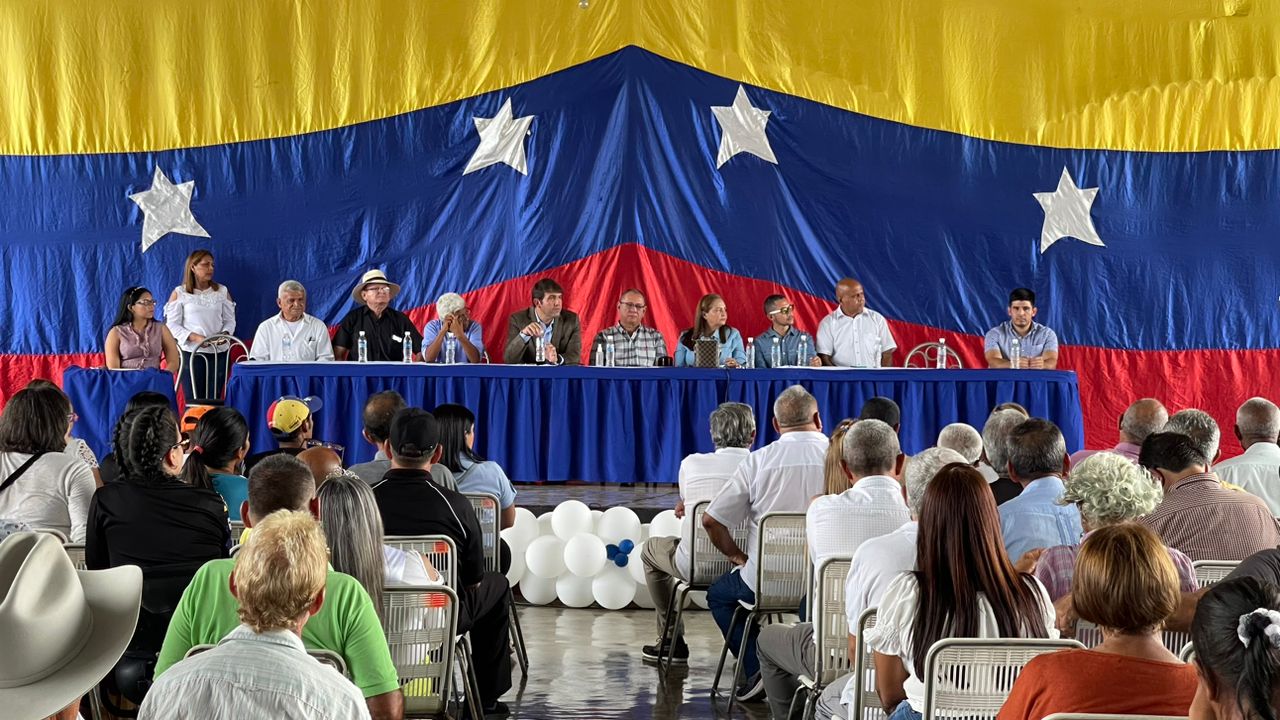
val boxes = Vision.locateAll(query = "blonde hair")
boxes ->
[823,419,856,495]
[233,510,327,633]
[1058,451,1163,527]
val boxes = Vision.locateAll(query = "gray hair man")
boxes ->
[980,408,1027,504]
[1069,398,1168,466]
[248,279,335,361]
[996,418,1083,559]
[1162,409,1222,466]
[421,292,484,364]
[641,402,755,665]
[703,385,828,702]
[1215,397,1280,515]
[937,423,982,464]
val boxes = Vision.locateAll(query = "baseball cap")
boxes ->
[267,395,324,434]
[389,408,439,459]
[180,404,216,435]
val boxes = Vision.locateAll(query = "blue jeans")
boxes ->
[888,701,922,720]
[708,568,760,680]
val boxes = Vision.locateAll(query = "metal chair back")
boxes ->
[463,493,501,573]
[184,643,349,677]
[1192,560,1238,588]
[689,500,747,586]
[904,342,963,369]
[921,637,1086,719]
[384,585,461,716]
[1074,619,1104,648]
[386,535,458,589]
[851,607,881,720]
[187,333,249,403]
[812,556,855,686]
[63,543,87,570]
[229,520,245,544]
[1179,642,1195,664]
[751,512,808,612]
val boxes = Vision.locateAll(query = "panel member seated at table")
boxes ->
[248,280,334,362]
[753,294,822,368]
[244,396,322,474]
[984,287,1059,369]
[590,288,668,366]
[674,293,746,368]
[333,269,422,362]
[816,278,896,368]
[105,286,181,372]
[504,277,582,365]
[421,292,484,363]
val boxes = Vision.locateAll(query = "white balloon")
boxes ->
[626,539,647,584]
[508,508,539,548]
[597,506,642,545]
[520,574,558,605]
[649,509,682,538]
[590,509,604,533]
[689,590,709,609]
[502,530,527,585]
[592,566,637,610]
[556,574,595,608]
[563,533,607,577]
[537,512,555,537]
[551,500,594,541]
[632,579,656,609]
[525,535,566,579]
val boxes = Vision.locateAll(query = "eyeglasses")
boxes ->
[619,301,647,311]
[133,299,156,307]
[364,285,392,294]
[768,305,795,316]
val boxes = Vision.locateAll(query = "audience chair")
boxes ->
[1073,620,1104,648]
[184,644,349,677]
[1161,628,1191,657]
[904,342,963,369]
[920,637,1086,719]
[186,333,249,405]
[1043,715,1189,720]
[1179,642,1195,664]
[463,492,529,676]
[712,511,808,713]
[1191,560,1238,588]
[63,542,87,570]
[385,535,459,589]
[382,586,465,719]
[229,520,245,543]
[790,555,854,720]
[850,607,882,720]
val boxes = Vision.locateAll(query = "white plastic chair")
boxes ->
[386,535,458,589]
[229,520,245,544]
[850,607,881,720]
[1179,642,1195,664]
[920,637,1085,719]
[383,586,463,719]
[904,342,963,369]
[1191,560,1238,588]
[792,556,854,720]
[62,543,87,570]
[463,492,529,676]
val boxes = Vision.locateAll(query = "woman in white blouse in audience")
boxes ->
[164,249,236,402]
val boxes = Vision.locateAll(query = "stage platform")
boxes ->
[514,482,678,523]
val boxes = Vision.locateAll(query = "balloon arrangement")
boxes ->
[500,500,707,610]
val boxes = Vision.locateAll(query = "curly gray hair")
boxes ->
[436,292,466,318]
[1058,451,1163,527]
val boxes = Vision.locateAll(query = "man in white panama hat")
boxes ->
[0,532,142,720]
[333,269,423,362]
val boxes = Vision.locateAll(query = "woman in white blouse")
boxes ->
[164,249,236,402]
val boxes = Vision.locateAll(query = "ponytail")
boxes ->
[113,406,180,486]
[181,407,249,490]
[1192,576,1280,720]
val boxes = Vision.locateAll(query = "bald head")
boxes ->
[1119,398,1169,445]
[297,446,343,485]
[773,385,820,431]
[835,278,866,316]
[1236,397,1280,445]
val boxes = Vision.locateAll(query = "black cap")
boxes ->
[389,408,439,459]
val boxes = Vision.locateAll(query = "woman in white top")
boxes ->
[164,249,236,402]
[0,385,97,542]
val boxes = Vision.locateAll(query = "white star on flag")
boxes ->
[1034,168,1105,253]
[463,98,535,176]
[712,85,778,169]
[128,167,210,253]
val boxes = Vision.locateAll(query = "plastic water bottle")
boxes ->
[445,332,457,364]
[771,336,782,368]
[402,333,413,363]
[282,334,293,360]
[535,336,546,364]
[798,334,810,366]
[1010,337,1021,370]
[357,331,368,363]
[605,335,616,367]
[872,337,883,368]
[936,338,947,369]
[745,337,756,369]
[594,342,604,367]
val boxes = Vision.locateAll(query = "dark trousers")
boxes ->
[459,571,513,705]
[708,568,760,679]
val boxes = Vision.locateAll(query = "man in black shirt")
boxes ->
[333,270,422,362]
[370,408,513,715]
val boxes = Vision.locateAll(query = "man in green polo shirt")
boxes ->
[155,454,404,720]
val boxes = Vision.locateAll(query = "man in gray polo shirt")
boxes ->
[983,287,1059,369]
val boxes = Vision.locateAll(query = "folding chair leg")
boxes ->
[727,610,759,716]
[508,593,529,675]
[786,686,804,720]
[802,687,817,720]
[658,584,693,675]
[710,605,746,703]
[654,582,681,669]
[457,637,484,720]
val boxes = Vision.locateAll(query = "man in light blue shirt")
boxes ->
[753,294,822,368]
[997,417,1082,560]
[984,287,1060,369]
[421,292,485,363]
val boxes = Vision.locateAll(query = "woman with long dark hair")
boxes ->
[105,286,180,371]
[181,407,251,521]
[674,293,746,368]
[1189,576,1280,720]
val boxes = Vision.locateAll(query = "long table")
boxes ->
[223,363,1083,485]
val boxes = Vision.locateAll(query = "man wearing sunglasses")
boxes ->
[753,294,823,368]
[589,289,668,366]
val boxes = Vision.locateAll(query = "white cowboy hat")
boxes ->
[0,533,142,720]
[351,269,402,305]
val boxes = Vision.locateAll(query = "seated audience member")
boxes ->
[244,395,321,473]
[641,402,755,664]
[140,511,369,719]
[1139,432,1280,561]
[0,532,142,720]
[0,385,96,542]
[298,446,343,485]
[997,418,1084,559]
[348,391,456,490]
[99,391,173,484]
[182,407,251,521]
[105,285,181,371]
[981,408,1026,503]
[503,277,582,365]
[370,408,513,714]
[88,407,229,570]
[333,270,421,362]
[434,403,518,572]
[761,447,963,720]
[998,523,1197,720]
[421,292,484,363]
[248,280,335,362]
[1215,397,1280,513]
[25,379,101,486]
[1162,408,1223,466]
[820,419,857,496]
[703,386,828,702]
[859,396,901,432]
[937,422,983,465]
[1037,452,1196,601]
[994,401,1029,415]
[1070,397,1168,465]
[675,293,747,368]
[816,278,897,368]
[591,289,668,367]
[155,454,403,720]
[753,294,822,368]
[817,464,1056,720]
[983,287,1059,369]
[1189,576,1280,720]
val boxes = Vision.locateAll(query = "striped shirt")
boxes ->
[1036,535,1200,601]
[590,323,668,367]
[1139,473,1280,562]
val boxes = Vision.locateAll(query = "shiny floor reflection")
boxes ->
[498,605,774,720]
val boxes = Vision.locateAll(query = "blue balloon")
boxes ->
[615,554,629,568]
[619,539,635,554]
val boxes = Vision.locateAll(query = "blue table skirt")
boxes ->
[63,367,178,459]
[224,362,1083,485]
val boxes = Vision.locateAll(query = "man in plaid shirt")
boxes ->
[590,289,668,366]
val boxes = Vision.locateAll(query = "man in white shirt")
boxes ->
[1216,397,1280,514]
[815,278,896,368]
[140,510,370,720]
[249,280,335,362]
[703,386,829,702]
[640,402,755,665]
[756,421,920,719]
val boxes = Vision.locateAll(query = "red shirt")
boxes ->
[997,648,1197,720]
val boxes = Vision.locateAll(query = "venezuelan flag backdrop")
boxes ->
[2,0,1278,455]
